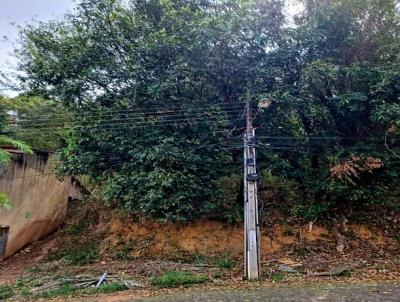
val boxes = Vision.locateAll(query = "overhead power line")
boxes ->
[12,103,246,123]
[5,98,379,124]
[16,108,243,128]
[4,142,245,180]
[9,119,241,135]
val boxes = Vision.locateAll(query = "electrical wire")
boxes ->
[257,136,398,140]
[15,109,243,129]
[5,139,399,180]
[5,98,378,124]
[3,144,245,180]
[6,115,240,133]
[11,103,246,123]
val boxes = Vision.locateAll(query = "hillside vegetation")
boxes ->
[2,0,399,223]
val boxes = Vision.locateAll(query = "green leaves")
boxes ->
[13,0,400,221]
[0,149,11,166]
[0,192,12,210]
[0,136,33,155]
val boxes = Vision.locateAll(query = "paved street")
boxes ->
[132,283,400,302]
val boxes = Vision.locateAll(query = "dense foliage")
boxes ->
[0,95,34,209]
[0,94,67,150]
[13,0,400,221]
[256,0,400,220]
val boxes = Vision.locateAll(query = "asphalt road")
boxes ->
[132,282,400,302]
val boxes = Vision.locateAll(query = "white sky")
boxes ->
[0,0,75,96]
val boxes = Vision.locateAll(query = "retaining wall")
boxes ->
[0,151,70,259]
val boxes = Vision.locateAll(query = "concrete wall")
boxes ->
[0,151,71,259]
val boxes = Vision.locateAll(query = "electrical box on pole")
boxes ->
[243,100,261,280]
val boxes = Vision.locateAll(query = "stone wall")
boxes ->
[0,151,70,259]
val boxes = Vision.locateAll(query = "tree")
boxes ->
[256,0,400,220]
[15,0,286,221]
[0,96,33,208]
[2,94,67,151]
[13,0,400,222]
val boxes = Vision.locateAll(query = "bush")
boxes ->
[216,174,243,223]
[292,203,330,222]
[150,271,208,288]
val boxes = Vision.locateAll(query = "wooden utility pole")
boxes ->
[243,99,261,280]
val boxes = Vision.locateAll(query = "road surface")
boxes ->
[131,282,400,302]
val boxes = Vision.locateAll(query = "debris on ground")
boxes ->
[277,265,298,274]
[27,273,143,296]
[307,267,351,277]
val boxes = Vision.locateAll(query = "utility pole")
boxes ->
[243,99,261,280]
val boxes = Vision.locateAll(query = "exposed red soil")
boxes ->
[101,218,388,261]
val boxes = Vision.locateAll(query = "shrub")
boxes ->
[292,202,330,222]
[215,174,243,223]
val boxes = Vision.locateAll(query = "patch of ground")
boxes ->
[1,203,399,301]
[0,236,58,285]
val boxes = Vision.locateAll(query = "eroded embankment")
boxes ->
[100,217,387,259]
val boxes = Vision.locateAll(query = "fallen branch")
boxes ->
[29,273,143,295]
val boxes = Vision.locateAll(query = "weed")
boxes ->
[271,272,285,282]
[60,241,99,265]
[0,285,13,300]
[62,199,100,235]
[113,245,134,261]
[98,282,127,294]
[14,276,36,288]
[212,271,223,279]
[20,287,32,297]
[294,247,311,257]
[216,257,235,269]
[150,271,208,288]
[39,285,77,299]
[282,226,295,237]
[191,254,209,265]
[63,222,88,235]
[27,265,42,274]
[83,282,127,295]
